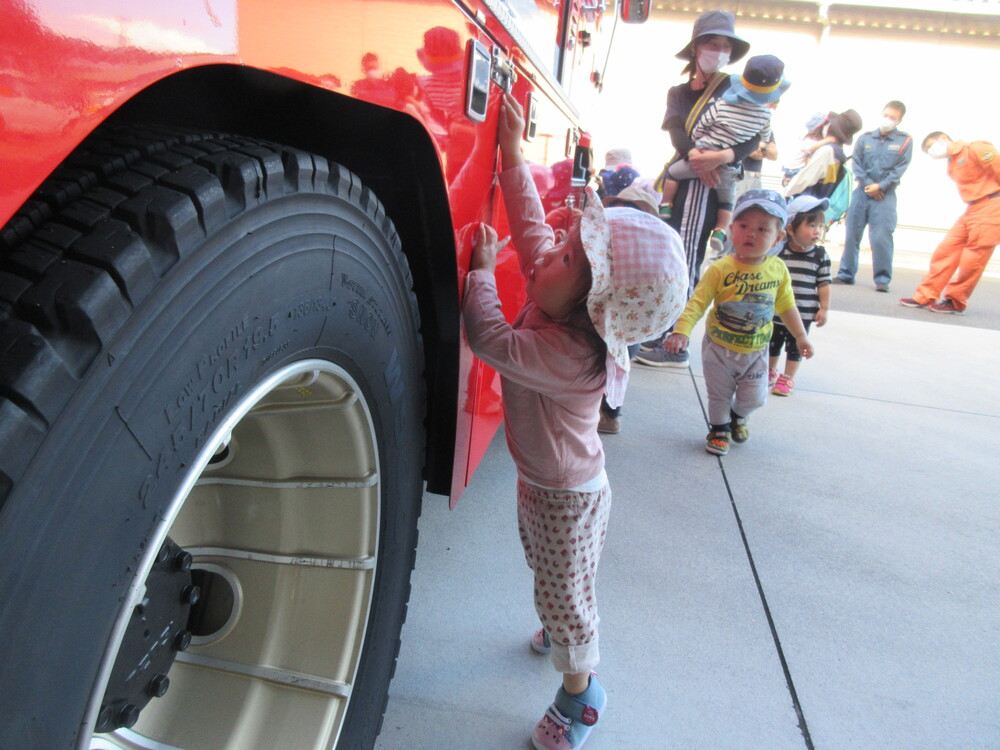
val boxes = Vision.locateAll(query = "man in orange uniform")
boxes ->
[899,132,1000,314]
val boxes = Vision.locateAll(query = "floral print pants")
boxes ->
[517,478,612,674]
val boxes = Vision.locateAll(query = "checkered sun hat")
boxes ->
[579,187,688,406]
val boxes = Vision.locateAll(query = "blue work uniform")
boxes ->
[838,127,913,285]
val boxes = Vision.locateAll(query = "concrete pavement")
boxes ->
[375,264,1000,749]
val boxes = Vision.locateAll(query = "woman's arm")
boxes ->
[686,149,728,187]
[662,85,696,157]
[688,136,757,175]
[729,135,759,163]
[663,114,694,156]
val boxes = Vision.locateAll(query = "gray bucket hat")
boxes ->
[827,109,863,146]
[675,10,750,63]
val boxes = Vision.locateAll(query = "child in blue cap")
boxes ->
[660,54,790,256]
[663,189,813,455]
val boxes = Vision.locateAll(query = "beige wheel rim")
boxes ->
[88,360,381,750]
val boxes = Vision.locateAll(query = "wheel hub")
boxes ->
[95,538,196,733]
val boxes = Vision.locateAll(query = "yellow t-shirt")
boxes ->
[674,255,796,354]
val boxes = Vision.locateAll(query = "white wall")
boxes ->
[586,15,999,233]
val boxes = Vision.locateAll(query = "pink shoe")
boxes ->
[532,674,606,750]
[772,374,794,397]
[531,628,551,655]
[768,367,778,389]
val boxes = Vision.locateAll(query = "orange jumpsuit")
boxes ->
[912,140,1000,311]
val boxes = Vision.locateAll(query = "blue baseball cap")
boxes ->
[787,194,829,224]
[733,189,787,225]
[723,54,790,105]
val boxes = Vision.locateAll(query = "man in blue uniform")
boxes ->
[835,101,913,291]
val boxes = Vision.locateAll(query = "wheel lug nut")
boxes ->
[174,630,192,651]
[174,551,193,571]
[148,673,171,697]
[96,704,116,732]
[117,703,140,729]
[181,584,200,605]
[157,544,170,563]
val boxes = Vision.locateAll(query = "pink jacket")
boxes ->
[463,166,606,489]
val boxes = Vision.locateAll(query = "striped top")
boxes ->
[418,70,465,124]
[693,99,773,153]
[773,242,831,324]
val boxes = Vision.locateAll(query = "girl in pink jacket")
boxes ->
[463,93,687,750]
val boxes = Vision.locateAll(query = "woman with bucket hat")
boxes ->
[639,9,761,367]
[783,109,863,200]
[660,54,790,256]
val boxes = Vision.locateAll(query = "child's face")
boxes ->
[527,223,591,319]
[789,215,824,251]
[730,207,785,264]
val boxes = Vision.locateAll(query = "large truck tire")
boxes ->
[0,126,426,749]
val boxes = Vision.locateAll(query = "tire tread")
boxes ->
[0,125,416,509]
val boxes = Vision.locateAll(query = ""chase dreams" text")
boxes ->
[724,270,781,296]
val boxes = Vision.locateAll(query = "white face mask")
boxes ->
[927,140,950,159]
[697,50,730,74]
[878,117,897,134]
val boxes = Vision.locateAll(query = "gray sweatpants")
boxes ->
[667,158,741,207]
[701,335,768,427]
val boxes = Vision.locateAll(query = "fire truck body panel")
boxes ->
[0,1,637,747]
[1,0,601,500]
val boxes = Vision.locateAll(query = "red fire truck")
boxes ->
[0,0,647,747]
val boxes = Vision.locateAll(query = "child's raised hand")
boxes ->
[469,223,509,273]
[663,332,689,353]
[498,92,525,167]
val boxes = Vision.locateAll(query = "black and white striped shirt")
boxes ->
[773,242,831,324]
[693,99,773,153]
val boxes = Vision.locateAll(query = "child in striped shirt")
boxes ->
[769,194,832,396]
[661,54,790,255]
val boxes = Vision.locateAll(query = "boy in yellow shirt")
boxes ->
[664,190,814,455]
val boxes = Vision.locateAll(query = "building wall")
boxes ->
[588,8,999,238]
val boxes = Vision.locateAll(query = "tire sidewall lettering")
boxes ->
[0,163,425,748]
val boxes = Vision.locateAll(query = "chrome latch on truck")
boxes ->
[465,39,491,122]
[491,46,517,93]
[465,40,518,122]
